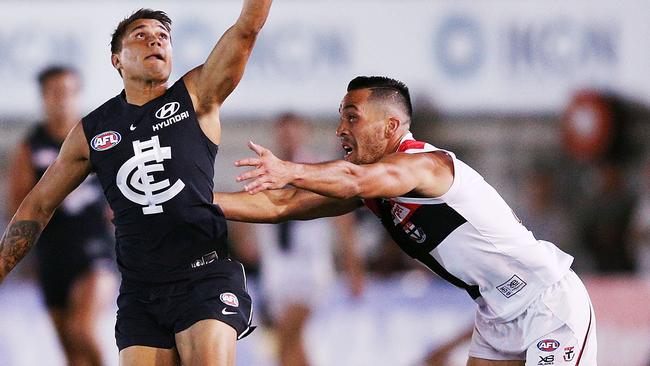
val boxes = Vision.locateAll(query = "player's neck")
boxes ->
[387,130,410,154]
[44,118,75,142]
[123,78,169,106]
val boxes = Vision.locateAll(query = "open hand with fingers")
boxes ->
[235,141,296,194]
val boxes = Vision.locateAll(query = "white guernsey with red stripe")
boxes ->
[363,132,574,321]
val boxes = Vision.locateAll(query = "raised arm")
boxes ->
[184,0,272,143]
[235,142,454,199]
[214,188,362,223]
[0,123,92,283]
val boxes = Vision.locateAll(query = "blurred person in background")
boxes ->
[231,113,364,366]
[8,65,116,366]
[628,157,650,275]
[578,160,638,273]
[216,76,597,366]
[0,2,272,366]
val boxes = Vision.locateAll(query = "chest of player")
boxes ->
[88,96,204,177]
[365,198,467,253]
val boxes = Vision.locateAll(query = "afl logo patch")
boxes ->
[155,102,180,119]
[91,131,121,151]
[537,339,560,352]
[220,292,239,307]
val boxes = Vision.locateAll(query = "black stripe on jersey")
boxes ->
[378,200,481,299]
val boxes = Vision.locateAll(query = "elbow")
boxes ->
[234,20,265,39]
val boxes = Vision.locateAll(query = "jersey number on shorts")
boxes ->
[116,135,185,215]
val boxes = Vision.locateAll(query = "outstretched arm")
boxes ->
[0,123,91,283]
[214,188,362,223]
[184,0,272,143]
[235,141,454,199]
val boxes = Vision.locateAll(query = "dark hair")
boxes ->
[347,76,413,119]
[37,65,79,90]
[111,8,172,54]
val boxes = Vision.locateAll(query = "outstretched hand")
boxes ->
[235,141,295,194]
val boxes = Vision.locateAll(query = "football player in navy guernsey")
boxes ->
[9,65,116,366]
[0,2,272,366]
[215,76,598,366]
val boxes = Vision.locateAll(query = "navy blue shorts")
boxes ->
[115,259,255,350]
[37,237,113,308]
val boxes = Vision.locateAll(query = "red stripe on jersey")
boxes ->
[574,306,593,365]
[398,140,425,152]
[363,199,381,217]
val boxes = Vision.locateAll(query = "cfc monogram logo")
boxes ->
[116,136,185,215]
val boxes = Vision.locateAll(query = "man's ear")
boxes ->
[385,117,401,138]
[111,53,121,72]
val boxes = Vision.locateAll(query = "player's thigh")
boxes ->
[119,345,180,366]
[68,267,116,321]
[175,319,237,366]
[467,357,525,366]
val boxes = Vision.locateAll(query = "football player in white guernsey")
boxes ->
[215,76,598,365]
[0,2,272,366]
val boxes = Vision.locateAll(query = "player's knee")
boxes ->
[65,318,97,348]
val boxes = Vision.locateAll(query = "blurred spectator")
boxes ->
[578,160,638,273]
[7,65,116,366]
[231,113,365,366]
[516,163,589,271]
[629,157,650,276]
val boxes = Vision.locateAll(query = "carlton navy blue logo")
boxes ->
[116,135,185,215]
[155,102,180,119]
[220,292,239,307]
[537,339,560,352]
[91,131,121,151]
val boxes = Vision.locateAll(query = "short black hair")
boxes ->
[111,8,172,54]
[37,65,79,90]
[347,76,413,119]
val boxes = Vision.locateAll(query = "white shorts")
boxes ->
[469,271,597,365]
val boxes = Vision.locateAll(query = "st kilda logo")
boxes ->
[91,131,121,151]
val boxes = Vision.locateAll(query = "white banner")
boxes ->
[0,0,648,118]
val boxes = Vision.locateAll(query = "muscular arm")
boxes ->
[237,142,454,200]
[214,188,362,223]
[8,142,36,215]
[0,123,91,282]
[184,0,272,143]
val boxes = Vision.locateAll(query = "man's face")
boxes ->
[337,89,389,164]
[41,72,81,125]
[113,19,172,82]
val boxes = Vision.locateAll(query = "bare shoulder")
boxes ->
[182,66,203,109]
[60,121,91,162]
[382,151,454,197]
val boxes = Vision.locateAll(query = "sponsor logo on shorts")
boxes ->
[537,339,560,352]
[497,274,527,298]
[91,131,121,151]
[220,292,239,307]
[563,346,575,361]
[538,355,554,365]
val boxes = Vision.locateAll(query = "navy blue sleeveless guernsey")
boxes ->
[81,79,228,283]
[27,124,110,258]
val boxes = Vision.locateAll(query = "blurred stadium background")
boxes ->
[1,1,649,365]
